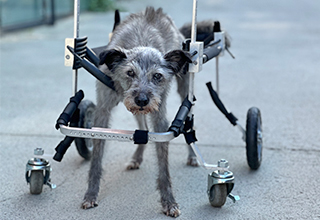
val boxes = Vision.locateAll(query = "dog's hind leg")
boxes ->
[186,145,199,166]
[176,73,199,167]
[126,114,147,170]
[126,144,146,169]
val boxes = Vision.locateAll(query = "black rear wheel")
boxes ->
[246,107,262,170]
[75,100,96,160]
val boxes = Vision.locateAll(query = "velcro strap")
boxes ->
[183,115,194,132]
[184,130,197,145]
[133,130,149,144]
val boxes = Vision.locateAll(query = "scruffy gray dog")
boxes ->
[82,7,198,217]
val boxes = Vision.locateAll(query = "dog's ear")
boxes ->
[164,50,192,74]
[99,49,127,71]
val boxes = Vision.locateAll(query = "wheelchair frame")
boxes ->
[26,0,264,207]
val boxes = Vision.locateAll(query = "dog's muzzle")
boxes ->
[123,91,160,115]
[134,93,150,110]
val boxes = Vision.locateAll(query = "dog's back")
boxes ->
[107,7,184,54]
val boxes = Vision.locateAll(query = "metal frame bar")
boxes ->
[72,0,80,95]
[188,0,198,106]
[59,125,176,143]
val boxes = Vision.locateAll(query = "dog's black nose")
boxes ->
[135,94,149,107]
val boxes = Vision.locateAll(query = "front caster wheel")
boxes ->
[29,170,44,194]
[246,107,263,170]
[74,100,96,160]
[209,184,227,207]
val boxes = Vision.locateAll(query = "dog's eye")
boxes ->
[153,73,163,81]
[127,70,135,78]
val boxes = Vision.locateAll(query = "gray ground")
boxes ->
[1,0,319,219]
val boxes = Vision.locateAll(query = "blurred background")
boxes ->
[0,0,116,34]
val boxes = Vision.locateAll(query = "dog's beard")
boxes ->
[123,96,161,115]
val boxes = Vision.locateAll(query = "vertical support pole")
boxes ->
[190,0,197,44]
[188,0,198,107]
[72,0,80,96]
[216,57,219,96]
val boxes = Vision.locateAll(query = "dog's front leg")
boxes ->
[82,84,120,209]
[152,112,180,217]
[82,138,105,209]
[82,106,110,209]
[156,141,180,217]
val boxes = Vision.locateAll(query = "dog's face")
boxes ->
[99,47,191,115]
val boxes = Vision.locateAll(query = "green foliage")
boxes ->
[88,0,116,12]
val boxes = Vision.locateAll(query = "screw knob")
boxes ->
[218,159,228,168]
[34,148,44,156]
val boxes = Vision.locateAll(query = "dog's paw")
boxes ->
[187,156,199,167]
[126,160,141,170]
[162,203,181,218]
[81,199,98,209]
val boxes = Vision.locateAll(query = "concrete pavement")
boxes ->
[1,0,320,219]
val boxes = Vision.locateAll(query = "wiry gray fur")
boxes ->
[81,7,199,217]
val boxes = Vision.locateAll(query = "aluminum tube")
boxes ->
[190,0,197,43]
[72,0,80,95]
[216,57,219,96]
[188,0,198,107]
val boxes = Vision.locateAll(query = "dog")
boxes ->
[81,7,204,217]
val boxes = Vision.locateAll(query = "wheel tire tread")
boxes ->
[246,107,262,170]
[75,100,96,160]
[29,170,44,194]
[209,184,227,207]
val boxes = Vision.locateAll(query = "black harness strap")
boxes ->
[184,130,198,145]
[182,115,198,145]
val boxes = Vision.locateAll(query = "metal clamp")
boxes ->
[65,38,75,67]
[214,31,226,57]
[188,41,204,73]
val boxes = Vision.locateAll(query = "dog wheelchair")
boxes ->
[26,0,263,208]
